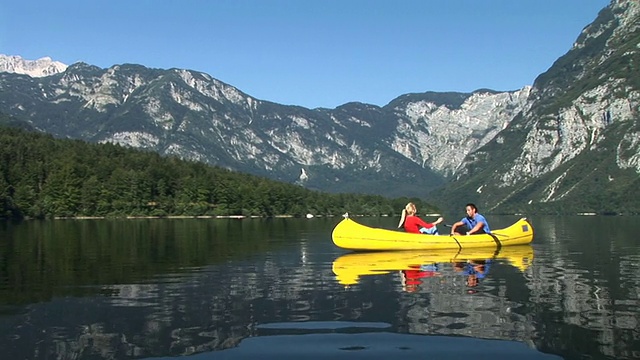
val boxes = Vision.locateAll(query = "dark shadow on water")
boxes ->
[148,331,562,360]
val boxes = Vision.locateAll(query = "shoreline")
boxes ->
[45,214,334,220]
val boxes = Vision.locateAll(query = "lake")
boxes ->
[0,215,639,360]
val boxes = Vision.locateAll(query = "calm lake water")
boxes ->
[0,215,639,360]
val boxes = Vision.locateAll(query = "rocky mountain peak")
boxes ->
[435,0,640,213]
[0,54,68,77]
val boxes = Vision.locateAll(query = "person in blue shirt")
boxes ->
[450,203,491,235]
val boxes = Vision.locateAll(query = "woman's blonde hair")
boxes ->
[398,202,417,228]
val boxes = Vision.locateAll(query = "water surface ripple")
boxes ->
[0,216,638,359]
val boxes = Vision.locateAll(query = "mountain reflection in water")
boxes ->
[0,216,638,359]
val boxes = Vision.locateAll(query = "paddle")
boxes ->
[443,224,507,237]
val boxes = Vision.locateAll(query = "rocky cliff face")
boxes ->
[440,0,640,213]
[386,88,531,177]
[504,0,639,183]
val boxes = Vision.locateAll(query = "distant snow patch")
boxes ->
[101,132,159,148]
[299,168,309,181]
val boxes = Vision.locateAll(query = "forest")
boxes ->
[0,124,437,219]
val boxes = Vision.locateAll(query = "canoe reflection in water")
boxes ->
[332,245,533,293]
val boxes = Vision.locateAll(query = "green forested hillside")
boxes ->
[0,123,436,219]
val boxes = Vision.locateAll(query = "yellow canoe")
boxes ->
[331,217,533,251]
[332,244,533,286]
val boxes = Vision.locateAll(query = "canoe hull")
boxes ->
[331,217,533,251]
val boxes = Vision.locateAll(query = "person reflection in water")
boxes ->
[453,259,491,293]
[400,263,440,292]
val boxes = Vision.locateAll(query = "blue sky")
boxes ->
[1,0,610,109]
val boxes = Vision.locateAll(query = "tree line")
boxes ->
[0,125,438,219]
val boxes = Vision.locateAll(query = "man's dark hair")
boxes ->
[466,203,478,212]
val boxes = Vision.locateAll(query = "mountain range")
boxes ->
[0,0,638,214]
